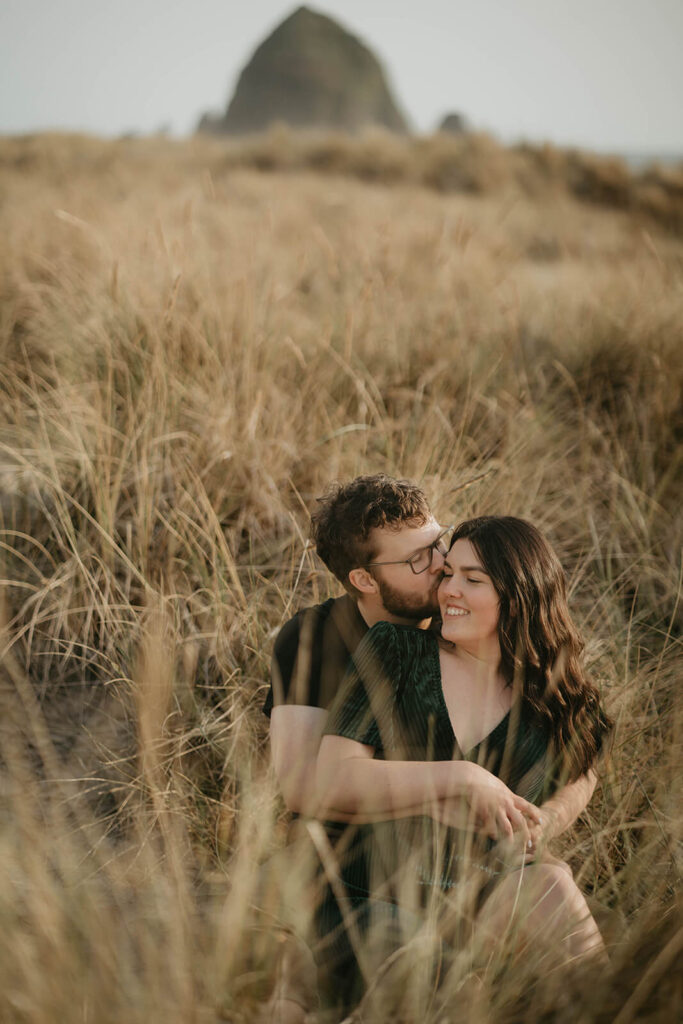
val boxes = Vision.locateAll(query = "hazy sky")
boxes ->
[2,0,682,153]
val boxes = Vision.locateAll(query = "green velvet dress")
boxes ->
[321,620,559,907]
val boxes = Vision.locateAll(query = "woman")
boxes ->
[316,516,612,998]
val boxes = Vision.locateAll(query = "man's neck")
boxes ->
[356,596,431,631]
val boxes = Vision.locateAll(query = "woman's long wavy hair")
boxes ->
[449,516,612,780]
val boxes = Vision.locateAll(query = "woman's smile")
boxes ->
[439,539,500,651]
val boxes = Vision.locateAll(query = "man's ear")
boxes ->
[348,568,378,595]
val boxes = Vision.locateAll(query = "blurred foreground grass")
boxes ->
[0,132,681,1022]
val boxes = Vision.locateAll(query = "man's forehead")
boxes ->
[370,517,440,557]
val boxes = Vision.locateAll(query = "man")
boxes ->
[262,474,458,1019]
[261,475,596,1017]
[267,475,451,816]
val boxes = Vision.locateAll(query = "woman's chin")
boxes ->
[441,622,467,644]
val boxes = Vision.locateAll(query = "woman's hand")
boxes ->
[525,805,561,855]
[431,765,542,842]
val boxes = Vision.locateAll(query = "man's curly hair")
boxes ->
[310,474,431,595]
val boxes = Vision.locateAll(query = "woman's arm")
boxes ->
[530,769,598,848]
[316,734,541,840]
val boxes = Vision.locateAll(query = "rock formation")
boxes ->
[199,6,408,135]
[438,112,468,135]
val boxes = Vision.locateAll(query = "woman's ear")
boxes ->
[348,568,378,595]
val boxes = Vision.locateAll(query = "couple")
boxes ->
[263,475,611,1018]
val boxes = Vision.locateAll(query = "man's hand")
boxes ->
[524,807,560,856]
[431,766,542,843]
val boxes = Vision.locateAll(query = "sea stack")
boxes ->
[198,6,409,134]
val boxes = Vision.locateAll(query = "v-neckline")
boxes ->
[428,634,512,758]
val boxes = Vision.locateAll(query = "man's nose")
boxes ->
[430,547,447,573]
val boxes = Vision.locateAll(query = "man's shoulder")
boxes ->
[273,596,349,658]
[266,595,367,715]
[274,596,341,642]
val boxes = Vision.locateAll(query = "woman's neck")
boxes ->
[440,635,502,676]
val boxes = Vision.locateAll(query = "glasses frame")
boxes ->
[359,525,454,576]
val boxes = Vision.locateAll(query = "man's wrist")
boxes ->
[433,758,484,798]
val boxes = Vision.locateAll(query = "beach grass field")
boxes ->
[0,131,681,1022]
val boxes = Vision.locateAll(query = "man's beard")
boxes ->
[376,575,440,621]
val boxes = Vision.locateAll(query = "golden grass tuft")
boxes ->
[0,132,681,1022]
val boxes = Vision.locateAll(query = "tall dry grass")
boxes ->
[0,132,681,1022]
[3,129,682,234]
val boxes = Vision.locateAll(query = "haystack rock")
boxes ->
[199,6,409,135]
[438,112,468,135]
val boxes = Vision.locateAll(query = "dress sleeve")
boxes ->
[323,621,401,753]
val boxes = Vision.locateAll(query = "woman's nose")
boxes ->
[440,574,462,596]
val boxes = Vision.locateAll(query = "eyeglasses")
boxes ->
[360,525,454,575]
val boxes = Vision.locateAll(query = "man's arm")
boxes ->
[270,704,593,839]
[315,733,541,840]
[269,705,328,816]
[269,707,539,837]
[269,706,460,821]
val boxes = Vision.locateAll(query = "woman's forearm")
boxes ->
[538,769,597,839]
